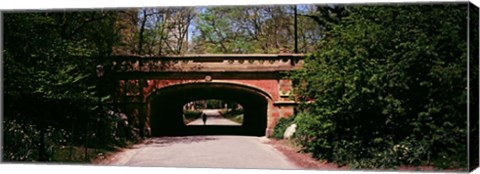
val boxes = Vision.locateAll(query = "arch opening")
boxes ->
[183,99,244,126]
[148,82,270,136]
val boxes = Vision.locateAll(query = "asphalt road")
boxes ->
[187,109,241,126]
[101,135,298,169]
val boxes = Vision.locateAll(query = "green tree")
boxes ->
[191,5,322,54]
[192,7,252,53]
[3,11,121,161]
[291,4,468,169]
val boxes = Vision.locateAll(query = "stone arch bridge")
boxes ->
[103,54,304,137]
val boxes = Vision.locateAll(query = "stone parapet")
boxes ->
[108,54,304,73]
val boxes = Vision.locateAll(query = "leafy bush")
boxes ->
[290,5,469,169]
[3,119,70,161]
[271,116,296,139]
[3,119,41,161]
[3,112,139,162]
[183,110,202,120]
[220,108,244,118]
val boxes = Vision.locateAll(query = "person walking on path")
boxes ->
[201,112,207,125]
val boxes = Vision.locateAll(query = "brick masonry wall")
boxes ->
[115,78,295,136]
[143,79,281,101]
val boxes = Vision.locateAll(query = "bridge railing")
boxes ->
[107,54,305,73]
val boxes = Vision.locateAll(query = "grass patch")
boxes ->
[46,145,118,163]
[219,109,244,124]
[51,141,136,164]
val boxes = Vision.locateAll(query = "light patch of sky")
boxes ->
[135,7,204,43]
[297,4,311,14]
[137,8,162,30]
[188,7,205,42]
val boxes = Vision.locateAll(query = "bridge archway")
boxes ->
[147,82,271,136]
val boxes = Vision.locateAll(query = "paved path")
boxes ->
[101,136,298,169]
[187,109,241,126]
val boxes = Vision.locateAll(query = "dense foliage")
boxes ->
[114,6,323,55]
[219,108,244,124]
[3,11,139,162]
[192,6,322,54]
[290,5,469,169]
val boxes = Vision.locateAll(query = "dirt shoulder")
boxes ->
[266,139,346,170]
[91,141,141,165]
[266,138,466,172]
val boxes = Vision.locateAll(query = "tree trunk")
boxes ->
[137,9,148,55]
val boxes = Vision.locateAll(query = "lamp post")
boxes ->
[95,65,104,145]
[96,65,104,79]
[84,64,105,161]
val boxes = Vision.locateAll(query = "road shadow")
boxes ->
[153,125,265,136]
[142,136,218,147]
